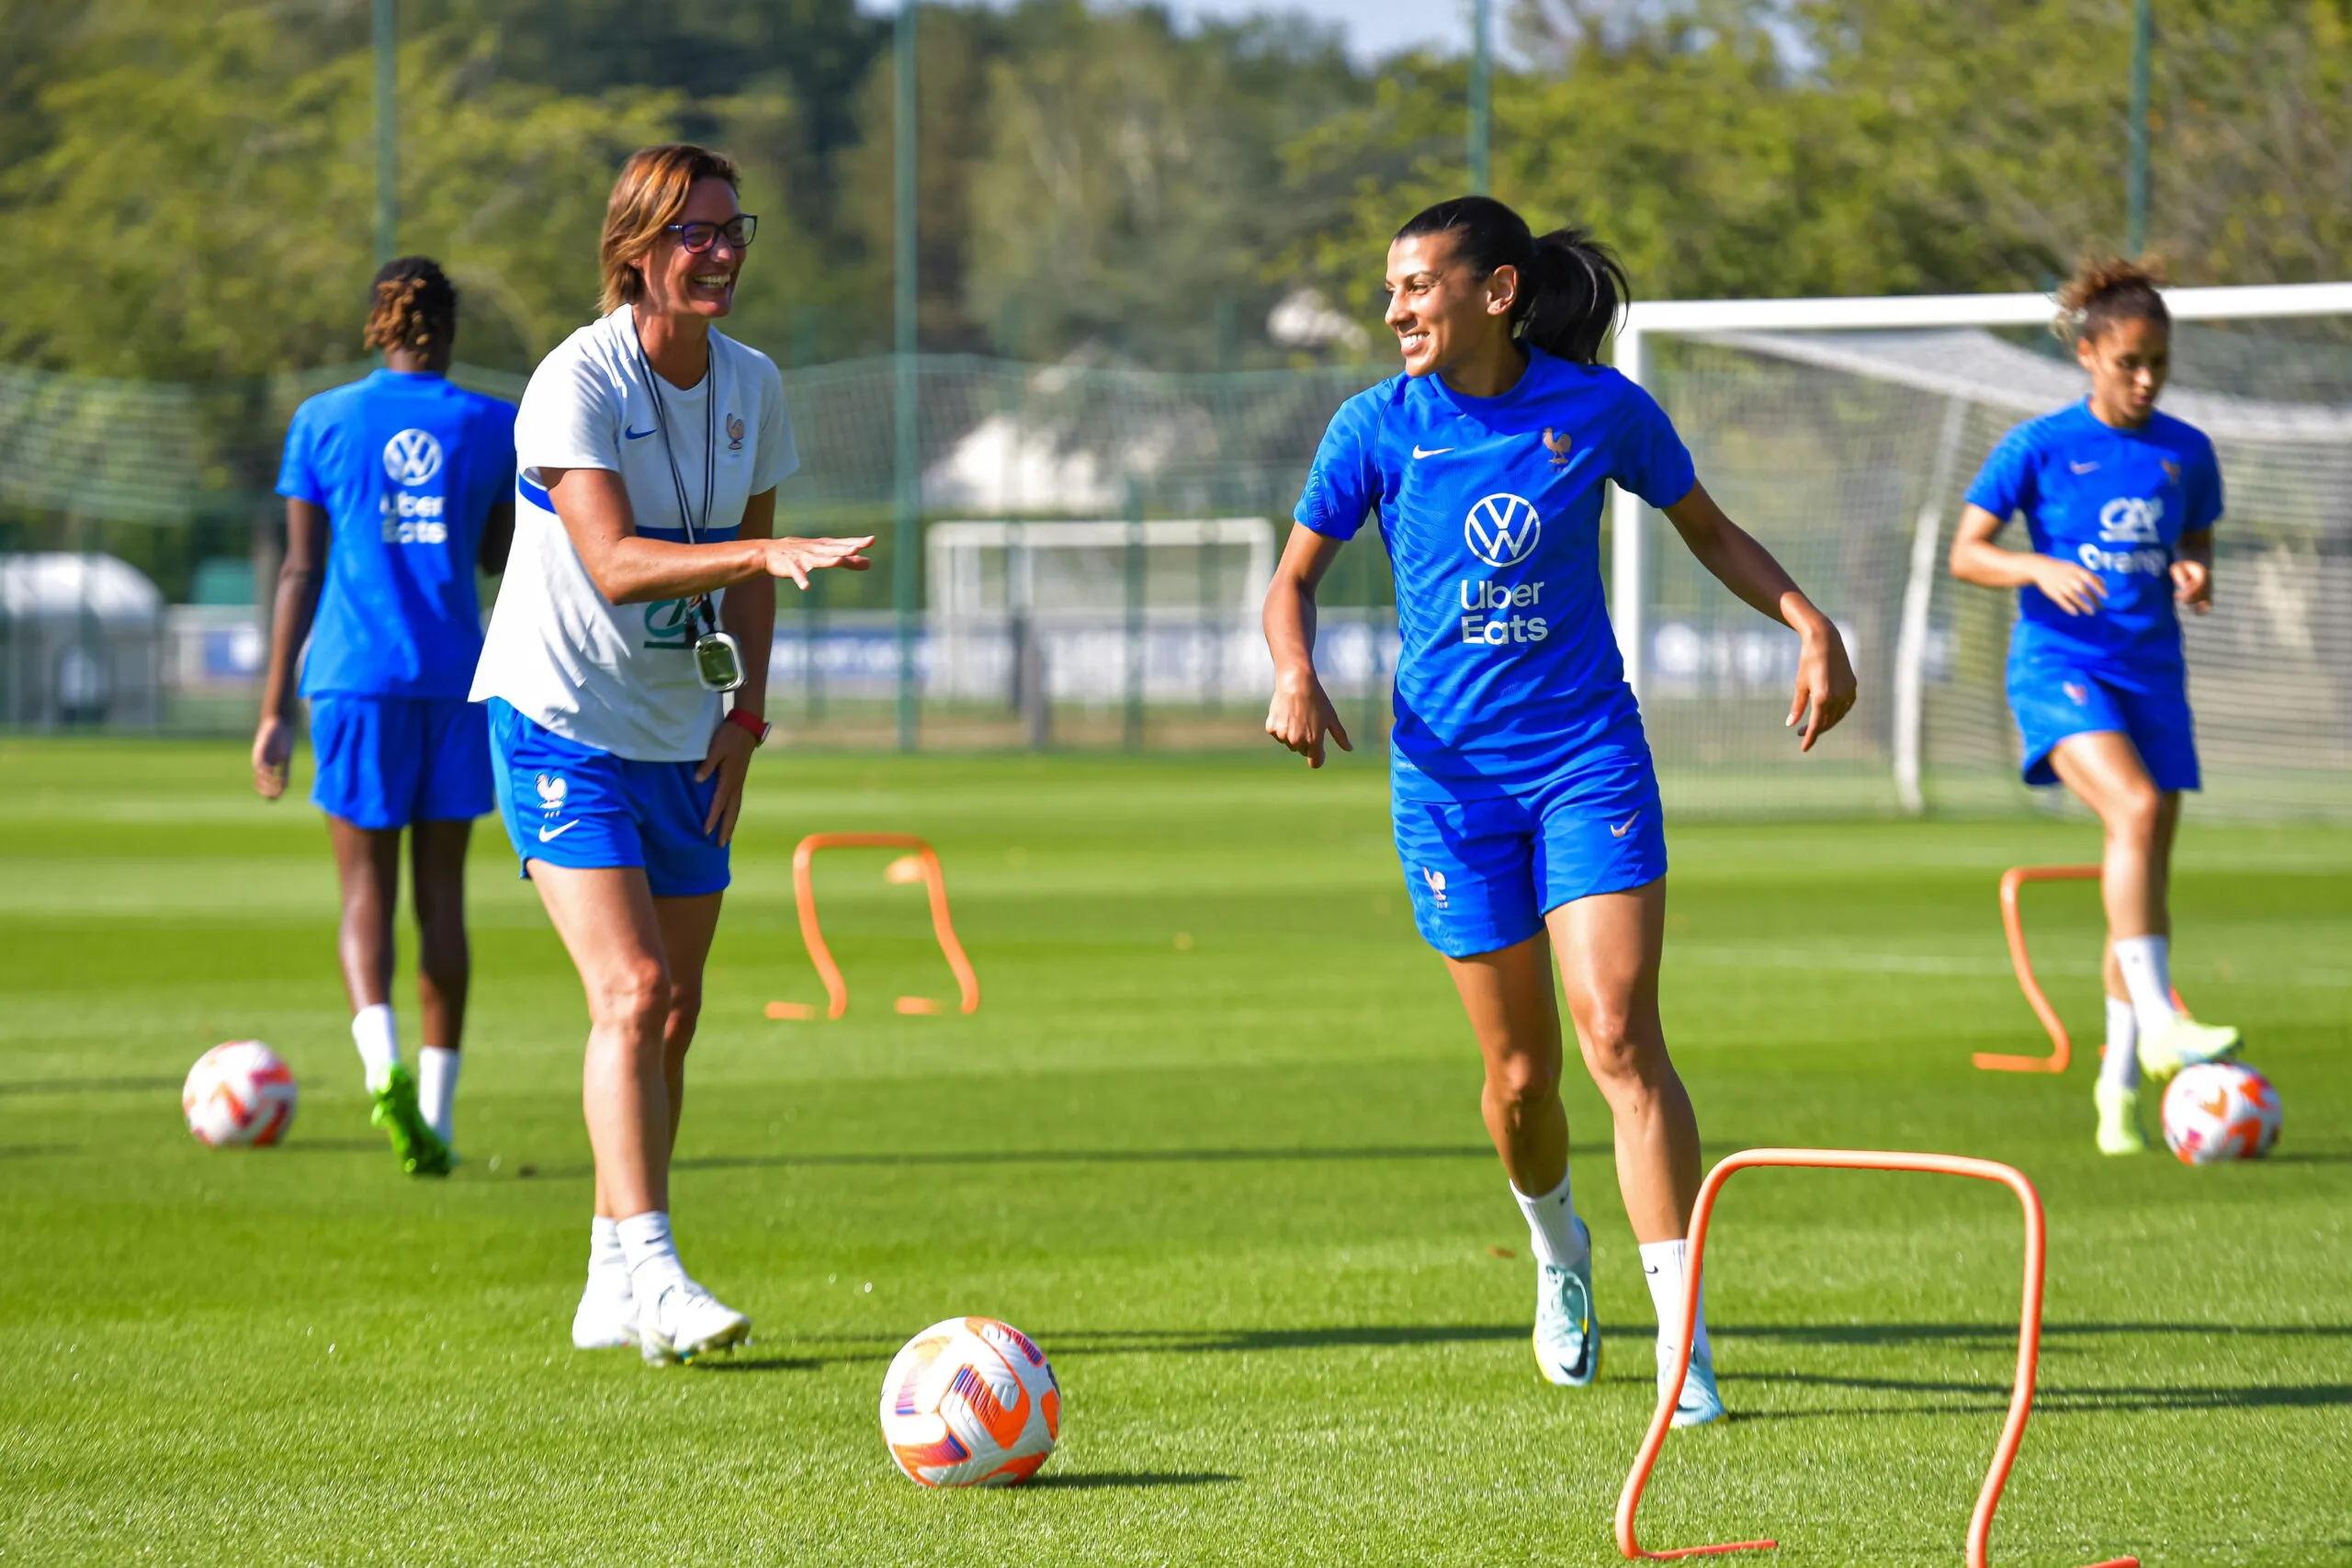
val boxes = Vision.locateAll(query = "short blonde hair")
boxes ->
[598,143,742,316]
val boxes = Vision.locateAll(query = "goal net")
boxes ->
[1614,286,2352,822]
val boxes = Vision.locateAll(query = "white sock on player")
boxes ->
[1511,1172,1589,1269]
[616,1210,689,1296]
[2111,936,2180,1032]
[416,1045,460,1145]
[2100,996,2142,1090]
[1640,1238,1713,1365]
[589,1214,628,1291]
[351,1003,400,1094]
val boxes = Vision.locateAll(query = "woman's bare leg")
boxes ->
[325,818,401,1012]
[1442,931,1568,1197]
[650,892,723,1161]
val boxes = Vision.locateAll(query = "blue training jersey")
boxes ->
[1964,400,2221,674]
[277,369,517,699]
[1296,345,1696,799]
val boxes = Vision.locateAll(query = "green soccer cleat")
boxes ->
[369,1065,452,1177]
[1532,1219,1600,1387]
[2094,1081,2148,1156]
[2136,1015,2241,1085]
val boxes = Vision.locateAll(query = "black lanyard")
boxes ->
[631,320,718,632]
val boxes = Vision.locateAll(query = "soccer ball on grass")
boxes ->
[2160,1061,2280,1164]
[879,1316,1059,1487]
[182,1041,298,1147]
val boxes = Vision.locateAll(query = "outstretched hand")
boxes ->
[1787,620,1859,752]
[763,535,874,590]
[1265,671,1352,769]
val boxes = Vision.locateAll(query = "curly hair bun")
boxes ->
[365,256,458,353]
[2056,254,2167,344]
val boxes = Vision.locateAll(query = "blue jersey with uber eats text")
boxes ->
[1964,400,2222,675]
[1295,345,1696,801]
[277,368,516,700]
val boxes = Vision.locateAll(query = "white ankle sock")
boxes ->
[1640,1239,1713,1366]
[1510,1172,1589,1269]
[416,1046,460,1145]
[2099,996,2142,1090]
[589,1215,629,1292]
[2112,936,2179,1032]
[616,1210,687,1296]
[351,1003,400,1093]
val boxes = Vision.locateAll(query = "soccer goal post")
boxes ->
[1609,282,2352,820]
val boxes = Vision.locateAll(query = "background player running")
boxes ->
[471,144,870,1365]
[254,257,515,1176]
[1950,257,2242,1156]
[1265,197,1856,1427]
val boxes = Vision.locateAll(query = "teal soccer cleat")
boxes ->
[1532,1219,1600,1387]
[1662,1343,1725,1428]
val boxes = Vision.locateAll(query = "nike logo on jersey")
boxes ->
[624,425,658,440]
[2069,460,2099,474]
[537,820,582,842]
[1412,446,1455,459]
[1610,813,1640,839]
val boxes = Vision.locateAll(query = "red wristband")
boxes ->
[724,707,771,746]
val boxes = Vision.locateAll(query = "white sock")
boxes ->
[350,1003,400,1093]
[616,1210,688,1298]
[416,1046,460,1145]
[1640,1239,1713,1367]
[2099,996,2142,1091]
[2112,935,2179,1032]
[1510,1172,1589,1269]
[588,1215,630,1294]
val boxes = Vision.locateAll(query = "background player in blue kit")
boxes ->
[254,257,516,1176]
[1264,197,1856,1427]
[1951,257,2242,1156]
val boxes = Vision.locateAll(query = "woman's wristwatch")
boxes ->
[724,706,771,746]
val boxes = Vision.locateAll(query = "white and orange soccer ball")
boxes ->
[879,1316,1060,1487]
[181,1041,298,1147]
[2161,1061,2280,1165]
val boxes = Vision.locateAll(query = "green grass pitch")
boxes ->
[2,737,2347,1565]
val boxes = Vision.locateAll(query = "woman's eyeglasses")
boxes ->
[665,216,759,254]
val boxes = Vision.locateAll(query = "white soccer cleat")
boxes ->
[636,1277,750,1366]
[571,1275,638,1350]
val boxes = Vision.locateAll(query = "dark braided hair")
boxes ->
[2056,254,2168,345]
[1394,197,1631,366]
[364,255,458,354]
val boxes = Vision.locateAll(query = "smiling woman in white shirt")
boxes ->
[470,142,871,1364]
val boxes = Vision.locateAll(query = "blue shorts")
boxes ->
[309,695,492,829]
[2008,662,2199,792]
[486,699,729,898]
[1395,759,1667,960]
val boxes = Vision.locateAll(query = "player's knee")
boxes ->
[1578,1010,1648,1084]
[664,983,703,1048]
[2109,780,2164,841]
[1486,1051,1559,1113]
[595,962,671,1037]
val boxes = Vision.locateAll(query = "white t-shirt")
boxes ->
[471,305,797,761]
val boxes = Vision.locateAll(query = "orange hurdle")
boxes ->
[767,833,979,1021]
[1977,866,2185,1074]
[1615,1147,2137,1568]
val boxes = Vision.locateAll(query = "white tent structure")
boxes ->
[1609,283,2352,819]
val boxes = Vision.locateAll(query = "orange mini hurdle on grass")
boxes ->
[1615,1147,2137,1568]
[765,833,980,1021]
[1977,866,2186,1074]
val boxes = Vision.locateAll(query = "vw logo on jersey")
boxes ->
[1464,492,1542,568]
[382,428,445,488]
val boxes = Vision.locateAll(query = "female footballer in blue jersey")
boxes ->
[1266,197,1856,1426]
[254,257,515,1177]
[1951,257,2242,1156]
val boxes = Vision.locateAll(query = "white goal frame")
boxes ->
[1608,280,2352,812]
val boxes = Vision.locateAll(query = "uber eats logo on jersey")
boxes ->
[644,598,695,649]
[380,429,449,543]
[1460,492,1548,647]
[2083,495,2168,575]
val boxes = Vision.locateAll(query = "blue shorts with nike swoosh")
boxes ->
[1394,739,1667,959]
[486,698,729,897]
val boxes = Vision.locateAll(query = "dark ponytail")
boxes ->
[1394,196,1630,365]
[364,255,458,354]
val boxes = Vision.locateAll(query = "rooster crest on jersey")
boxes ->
[535,773,567,812]
[1542,428,1574,467]
[879,1316,1060,1488]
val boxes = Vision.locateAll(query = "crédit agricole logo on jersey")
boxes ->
[2082,494,2169,576]
[1459,491,1550,648]
[379,428,450,545]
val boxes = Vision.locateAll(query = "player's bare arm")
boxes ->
[2173,526,2215,612]
[251,497,328,799]
[542,466,869,604]
[1661,482,1858,750]
[1949,502,2107,617]
[1262,522,1354,768]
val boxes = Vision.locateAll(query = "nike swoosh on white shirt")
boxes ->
[1610,813,1640,839]
[1411,446,1455,459]
[537,820,582,842]
[2069,460,2099,474]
